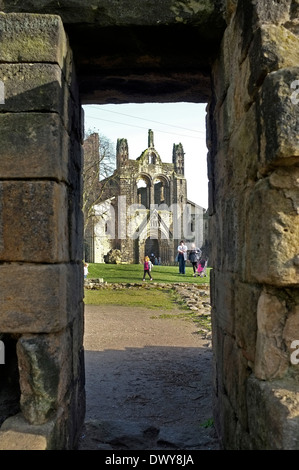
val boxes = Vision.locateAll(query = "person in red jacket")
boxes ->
[143,256,153,281]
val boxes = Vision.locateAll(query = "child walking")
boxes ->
[143,256,153,281]
[195,258,207,277]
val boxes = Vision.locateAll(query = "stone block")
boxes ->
[247,375,299,449]
[17,331,72,425]
[254,290,289,380]
[67,263,84,321]
[228,103,259,186]
[245,178,299,285]
[248,25,299,97]
[0,410,68,450]
[223,333,251,429]
[0,264,69,333]
[0,63,66,115]
[0,13,68,68]
[254,0,294,25]
[283,299,299,365]
[259,67,299,170]
[234,281,260,364]
[0,113,69,181]
[0,415,48,450]
[0,181,69,263]
[210,270,235,335]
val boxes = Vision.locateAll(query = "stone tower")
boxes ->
[116,137,129,168]
[173,142,184,176]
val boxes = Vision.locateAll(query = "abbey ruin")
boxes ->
[83,130,208,265]
[0,0,298,450]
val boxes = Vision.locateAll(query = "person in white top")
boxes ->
[84,263,89,278]
[177,240,188,274]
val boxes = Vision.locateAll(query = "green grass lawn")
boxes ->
[86,263,210,285]
[84,263,212,332]
[84,286,189,310]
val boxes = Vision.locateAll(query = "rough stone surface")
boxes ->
[0,3,227,103]
[246,178,299,286]
[210,0,299,450]
[0,113,69,181]
[17,332,71,425]
[0,11,85,450]
[255,290,289,380]
[0,12,68,63]
[0,181,69,262]
[247,375,299,450]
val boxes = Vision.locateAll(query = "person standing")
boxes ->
[177,240,188,274]
[188,243,201,275]
[84,263,89,279]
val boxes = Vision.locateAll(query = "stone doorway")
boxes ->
[144,238,159,264]
[0,2,298,450]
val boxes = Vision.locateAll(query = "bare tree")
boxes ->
[82,130,117,247]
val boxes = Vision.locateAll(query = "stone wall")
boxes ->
[209,0,299,449]
[0,13,85,449]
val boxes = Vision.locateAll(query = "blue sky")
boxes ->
[83,102,209,209]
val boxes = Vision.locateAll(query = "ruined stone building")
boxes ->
[84,130,208,264]
[0,0,298,451]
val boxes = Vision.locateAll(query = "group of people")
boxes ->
[150,253,161,266]
[142,241,207,281]
[177,240,207,277]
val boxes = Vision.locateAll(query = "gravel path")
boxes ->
[78,288,220,450]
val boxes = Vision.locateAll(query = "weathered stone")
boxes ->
[283,303,299,363]
[0,415,48,450]
[254,0,296,26]
[210,271,235,335]
[0,9,84,451]
[0,3,226,103]
[104,249,122,264]
[246,178,299,286]
[210,0,299,451]
[259,67,299,169]
[17,332,71,425]
[0,1,224,27]
[0,13,68,67]
[228,103,259,187]
[247,375,299,450]
[0,63,66,114]
[0,411,64,450]
[234,281,260,364]
[0,113,69,181]
[0,181,69,262]
[222,333,251,430]
[0,264,69,333]
[269,167,299,215]
[248,25,299,97]
[254,290,289,380]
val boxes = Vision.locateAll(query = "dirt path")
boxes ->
[78,302,220,450]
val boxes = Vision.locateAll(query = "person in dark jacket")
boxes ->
[188,243,201,275]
